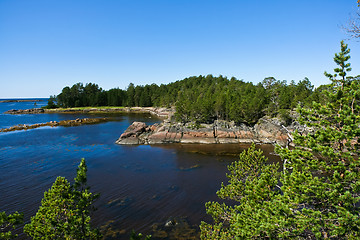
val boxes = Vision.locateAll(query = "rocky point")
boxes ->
[116,117,307,147]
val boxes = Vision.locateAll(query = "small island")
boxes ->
[3,75,318,145]
[0,99,43,103]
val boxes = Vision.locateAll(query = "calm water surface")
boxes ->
[0,99,280,239]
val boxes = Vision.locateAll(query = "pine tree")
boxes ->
[72,158,101,239]
[24,159,101,239]
[201,42,360,239]
[23,177,75,239]
[276,40,360,239]
[200,144,283,239]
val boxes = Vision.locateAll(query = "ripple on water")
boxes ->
[0,104,280,239]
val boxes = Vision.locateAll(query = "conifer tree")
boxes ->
[23,177,75,239]
[276,40,360,239]
[201,41,360,239]
[72,158,101,239]
[24,159,101,239]
[200,144,283,239]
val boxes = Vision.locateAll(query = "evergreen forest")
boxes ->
[50,75,321,125]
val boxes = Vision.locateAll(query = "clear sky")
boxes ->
[0,0,359,98]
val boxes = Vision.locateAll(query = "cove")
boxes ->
[0,100,280,239]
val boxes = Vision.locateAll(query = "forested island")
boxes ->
[25,72,335,147]
[48,75,326,126]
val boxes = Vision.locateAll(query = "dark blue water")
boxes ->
[0,99,278,239]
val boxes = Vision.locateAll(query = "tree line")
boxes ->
[49,75,323,125]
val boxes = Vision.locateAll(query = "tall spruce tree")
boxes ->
[201,42,360,239]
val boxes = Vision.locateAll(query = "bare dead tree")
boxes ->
[344,10,360,39]
[343,1,360,39]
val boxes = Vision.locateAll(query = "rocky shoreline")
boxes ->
[5,108,46,114]
[116,117,305,147]
[4,107,174,119]
[0,99,43,103]
[4,106,306,146]
[0,118,109,133]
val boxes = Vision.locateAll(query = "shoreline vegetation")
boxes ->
[45,75,318,126]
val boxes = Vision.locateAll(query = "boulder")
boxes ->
[119,122,147,138]
[4,108,45,114]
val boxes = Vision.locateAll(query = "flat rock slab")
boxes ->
[115,118,302,146]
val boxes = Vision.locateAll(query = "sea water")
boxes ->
[0,99,279,239]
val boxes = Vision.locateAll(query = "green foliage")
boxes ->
[277,41,360,239]
[200,144,283,239]
[0,211,23,239]
[45,95,58,109]
[201,41,360,239]
[52,74,315,125]
[129,230,152,240]
[278,108,292,125]
[56,83,103,108]
[24,159,101,239]
[72,158,101,239]
[23,177,75,239]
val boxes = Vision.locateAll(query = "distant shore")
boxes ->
[0,99,43,103]
[4,106,174,119]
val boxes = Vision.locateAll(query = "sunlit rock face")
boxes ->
[116,117,304,146]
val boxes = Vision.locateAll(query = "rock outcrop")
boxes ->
[116,117,304,146]
[5,108,45,114]
[0,118,109,133]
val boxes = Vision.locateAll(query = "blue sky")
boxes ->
[0,0,359,98]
